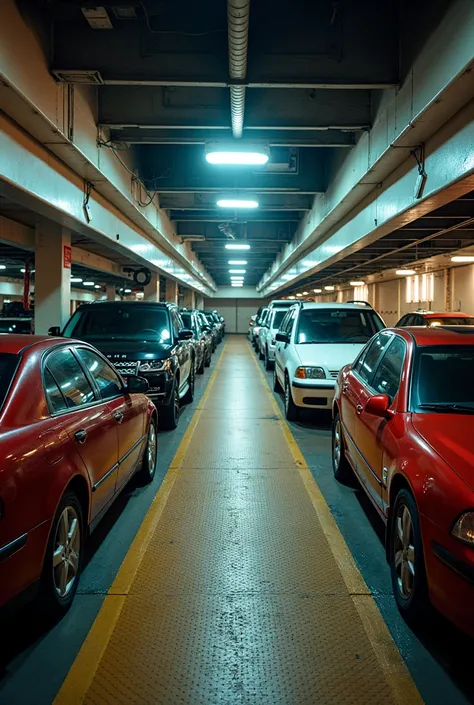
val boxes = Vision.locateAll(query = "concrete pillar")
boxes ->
[196,294,204,310]
[35,221,71,334]
[106,284,116,301]
[182,288,195,309]
[165,278,178,304]
[144,272,160,301]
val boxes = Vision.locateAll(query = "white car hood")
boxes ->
[295,343,365,371]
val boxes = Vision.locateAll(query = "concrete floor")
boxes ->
[0,335,472,705]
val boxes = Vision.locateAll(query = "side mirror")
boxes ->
[365,394,393,419]
[124,375,149,394]
[178,328,193,341]
[48,326,61,336]
[275,331,290,344]
[203,325,211,333]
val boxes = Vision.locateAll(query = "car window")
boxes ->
[396,316,408,327]
[272,309,287,331]
[413,345,474,409]
[296,308,383,344]
[171,310,181,338]
[180,312,195,333]
[44,367,68,413]
[355,332,392,385]
[371,336,406,400]
[46,348,96,409]
[76,348,123,400]
[282,307,297,335]
[278,310,291,333]
[63,306,172,343]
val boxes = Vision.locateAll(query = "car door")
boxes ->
[75,347,146,492]
[172,309,190,393]
[45,347,119,521]
[274,308,292,385]
[354,335,406,514]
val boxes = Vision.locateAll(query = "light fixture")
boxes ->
[0,265,6,270]
[302,291,309,295]
[231,276,244,280]
[205,142,269,166]
[396,269,416,276]
[71,277,83,283]
[225,243,250,251]
[296,293,302,297]
[20,268,25,274]
[83,281,95,286]
[282,274,294,280]
[217,199,259,209]
[350,280,365,287]
[94,284,101,289]
[325,285,335,291]
[231,282,244,287]
[451,256,474,262]
[228,260,247,265]
[288,295,296,300]
[124,288,132,294]
[229,269,246,274]
[314,288,322,294]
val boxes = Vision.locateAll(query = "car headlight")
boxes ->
[452,512,474,545]
[138,358,172,373]
[295,366,326,380]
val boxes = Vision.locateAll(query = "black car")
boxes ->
[52,301,194,430]
[201,310,223,345]
[197,312,214,365]
[179,309,210,374]
[199,311,218,351]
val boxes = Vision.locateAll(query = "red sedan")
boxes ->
[0,336,157,615]
[332,326,474,635]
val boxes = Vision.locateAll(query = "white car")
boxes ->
[273,302,385,419]
[253,307,269,350]
[258,307,291,369]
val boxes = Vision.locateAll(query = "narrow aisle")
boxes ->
[56,336,422,705]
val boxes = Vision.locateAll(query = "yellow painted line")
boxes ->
[54,343,228,705]
[248,344,424,705]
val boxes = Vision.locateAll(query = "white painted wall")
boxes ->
[204,296,267,334]
[452,265,474,313]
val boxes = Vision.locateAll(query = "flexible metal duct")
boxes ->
[227,0,250,139]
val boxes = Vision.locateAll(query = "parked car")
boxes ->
[180,309,207,374]
[248,314,257,340]
[0,335,156,615]
[198,311,218,352]
[0,317,34,334]
[254,308,271,355]
[252,308,269,349]
[51,302,194,430]
[396,310,474,327]
[332,325,474,637]
[258,308,289,370]
[249,306,266,346]
[197,312,214,365]
[274,302,385,420]
[202,310,224,343]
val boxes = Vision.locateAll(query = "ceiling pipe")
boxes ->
[227,0,250,139]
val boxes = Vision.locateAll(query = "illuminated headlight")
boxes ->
[139,359,172,373]
[295,366,326,380]
[452,513,474,545]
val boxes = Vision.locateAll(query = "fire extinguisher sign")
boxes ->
[63,245,72,269]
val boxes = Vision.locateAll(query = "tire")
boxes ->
[284,374,299,421]
[273,365,282,392]
[160,382,180,430]
[182,361,195,404]
[205,351,211,368]
[389,488,428,620]
[136,419,157,484]
[259,344,264,360]
[40,490,84,618]
[264,347,273,371]
[332,413,352,482]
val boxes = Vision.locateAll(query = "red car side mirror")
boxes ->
[365,394,394,419]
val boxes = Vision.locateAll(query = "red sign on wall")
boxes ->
[63,245,72,269]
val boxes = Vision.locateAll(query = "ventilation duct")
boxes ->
[227,0,250,139]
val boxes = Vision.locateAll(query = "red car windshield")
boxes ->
[413,345,474,411]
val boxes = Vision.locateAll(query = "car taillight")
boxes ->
[249,320,255,327]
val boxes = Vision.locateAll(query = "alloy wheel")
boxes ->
[53,506,81,598]
[393,504,415,599]
[333,418,342,469]
[147,422,157,475]
[174,387,180,423]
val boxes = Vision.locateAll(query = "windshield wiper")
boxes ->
[418,403,474,413]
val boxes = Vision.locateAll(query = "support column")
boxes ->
[182,288,195,309]
[35,221,71,334]
[196,294,204,310]
[106,284,116,302]
[165,278,178,304]
[144,272,160,302]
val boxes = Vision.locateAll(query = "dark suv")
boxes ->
[54,301,194,429]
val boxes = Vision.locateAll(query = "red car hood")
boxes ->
[412,414,474,490]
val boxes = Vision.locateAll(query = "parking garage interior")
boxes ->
[1,1,474,703]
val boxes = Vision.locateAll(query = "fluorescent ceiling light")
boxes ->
[225,243,250,250]
[302,291,309,295]
[0,265,6,270]
[124,288,132,294]
[217,199,259,209]
[350,280,365,286]
[282,274,294,280]
[83,281,95,286]
[314,288,322,293]
[296,293,302,297]
[228,260,247,265]
[451,256,474,262]
[206,142,269,166]
[325,285,335,291]
[94,284,101,289]
[71,277,83,283]
[396,269,416,276]
[288,295,296,300]
[231,282,244,286]
[229,269,246,274]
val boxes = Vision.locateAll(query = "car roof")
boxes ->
[395,326,474,345]
[298,302,375,310]
[78,301,172,309]
[414,311,473,318]
[0,334,65,354]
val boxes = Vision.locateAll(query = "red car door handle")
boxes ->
[114,411,124,423]
[356,404,363,414]
[74,429,87,443]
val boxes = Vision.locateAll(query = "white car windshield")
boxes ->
[296,309,382,344]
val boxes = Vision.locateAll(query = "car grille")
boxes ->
[111,360,139,376]
[329,370,339,379]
